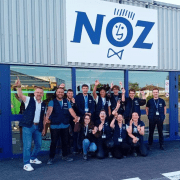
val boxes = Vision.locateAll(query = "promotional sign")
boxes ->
[165,80,169,93]
[66,0,158,66]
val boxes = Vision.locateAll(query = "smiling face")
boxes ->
[84,115,91,126]
[56,88,64,100]
[129,91,135,100]
[100,89,106,98]
[67,91,73,99]
[113,87,119,96]
[99,110,106,120]
[152,90,159,99]
[112,23,127,41]
[34,88,44,101]
[132,112,139,123]
[117,114,123,123]
[82,86,89,95]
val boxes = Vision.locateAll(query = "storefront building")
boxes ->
[0,0,180,159]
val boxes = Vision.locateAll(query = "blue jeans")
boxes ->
[83,139,97,155]
[23,125,42,165]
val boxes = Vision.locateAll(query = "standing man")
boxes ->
[146,88,166,150]
[45,88,79,164]
[66,89,79,154]
[110,83,125,117]
[124,89,146,124]
[15,77,46,171]
[93,80,111,122]
[75,84,95,121]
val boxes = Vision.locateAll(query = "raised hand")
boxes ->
[111,82,114,89]
[95,80,100,86]
[121,88,125,94]
[59,83,65,89]
[119,81,123,89]
[71,98,75,104]
[15,76,21,87]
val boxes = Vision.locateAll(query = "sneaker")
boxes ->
[62,156,73,162]
[83,154,88,160]
[133,152,137,157]
[108,152,113,158]
[30,158,42,164]
[47,159,53,165]
[160,145,165,150]
[23,164,34,171]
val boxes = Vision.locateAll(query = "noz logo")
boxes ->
[71,9,155,61]
[66,0,158,66]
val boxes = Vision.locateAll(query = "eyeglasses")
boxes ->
[100,112,106,115]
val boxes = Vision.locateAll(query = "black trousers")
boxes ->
[113,143,130,159]
[148,118,164,146]
[49,128,69,158]
[96,138,114,159]
[130,138,148,157]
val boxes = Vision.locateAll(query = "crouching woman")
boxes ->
[74,114,97,160]
[127,112,148,157]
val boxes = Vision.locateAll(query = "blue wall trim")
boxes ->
[0,65,12,159]
[72,67,76,96]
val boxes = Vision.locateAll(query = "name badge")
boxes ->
[85,108,89,112]
[102,134,106,139]
[118,137,123,142]
[88,129,92,133]
[134,127,138,133]
[156,111,159,115]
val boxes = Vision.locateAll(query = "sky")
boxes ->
[156,0,180,5]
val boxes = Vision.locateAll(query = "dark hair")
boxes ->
[54,87,64,97]
[99,87,106,92]
[129,89,136,93]
[100,109,106,114]
[67,89,73,93]
[152,87,159,92]
[83,114,93,126]
[82,84,89,88]
[112,85,120,91]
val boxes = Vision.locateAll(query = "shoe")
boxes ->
[30,158,42,164]
[133,152,137,157]
[108,152,113,158]
[47,159,53,165]
[83,154,88,160]
[160,145,165,150]
[123,155,127,158]
[62,156,73,162]
[23,164,34,171]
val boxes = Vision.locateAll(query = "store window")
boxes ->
[76,69,124,94]
[10,65,71,154]
[129,71,169,141]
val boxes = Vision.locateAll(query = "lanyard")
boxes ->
[154,99,159,109]
[102,125,105,134]
[119,126,122,137]
[102,98,106,107]
[84,125,88,136]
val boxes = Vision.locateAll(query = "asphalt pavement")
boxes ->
[1,141,180,180]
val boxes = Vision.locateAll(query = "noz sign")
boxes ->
[66,0,158,66]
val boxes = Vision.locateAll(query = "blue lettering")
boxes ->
[133,20,155,49]
[71,11,105,45]
[106,17,133,47]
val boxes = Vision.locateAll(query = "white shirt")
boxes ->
[95,96,111,106]
[24,96,42,123]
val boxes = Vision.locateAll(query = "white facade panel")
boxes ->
[0,0,180,71]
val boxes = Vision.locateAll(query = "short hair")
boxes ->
[35,86,43,91]
[67,89,73,93]
[100,109,106,114]
[99,87,106,92]
[112,85,120,91]
[129,89,135,93]
[152,87,159,92]
[82,84,89,88]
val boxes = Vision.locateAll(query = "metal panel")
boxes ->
[0,0,180,71]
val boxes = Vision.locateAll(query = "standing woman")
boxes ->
[74,114,98,160]
[127,112,148,157]
[95,110,114,159]
[110,113,130,159]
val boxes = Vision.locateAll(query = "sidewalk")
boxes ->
[1,141,180,180]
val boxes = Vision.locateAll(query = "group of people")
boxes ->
[14,78,166,172]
